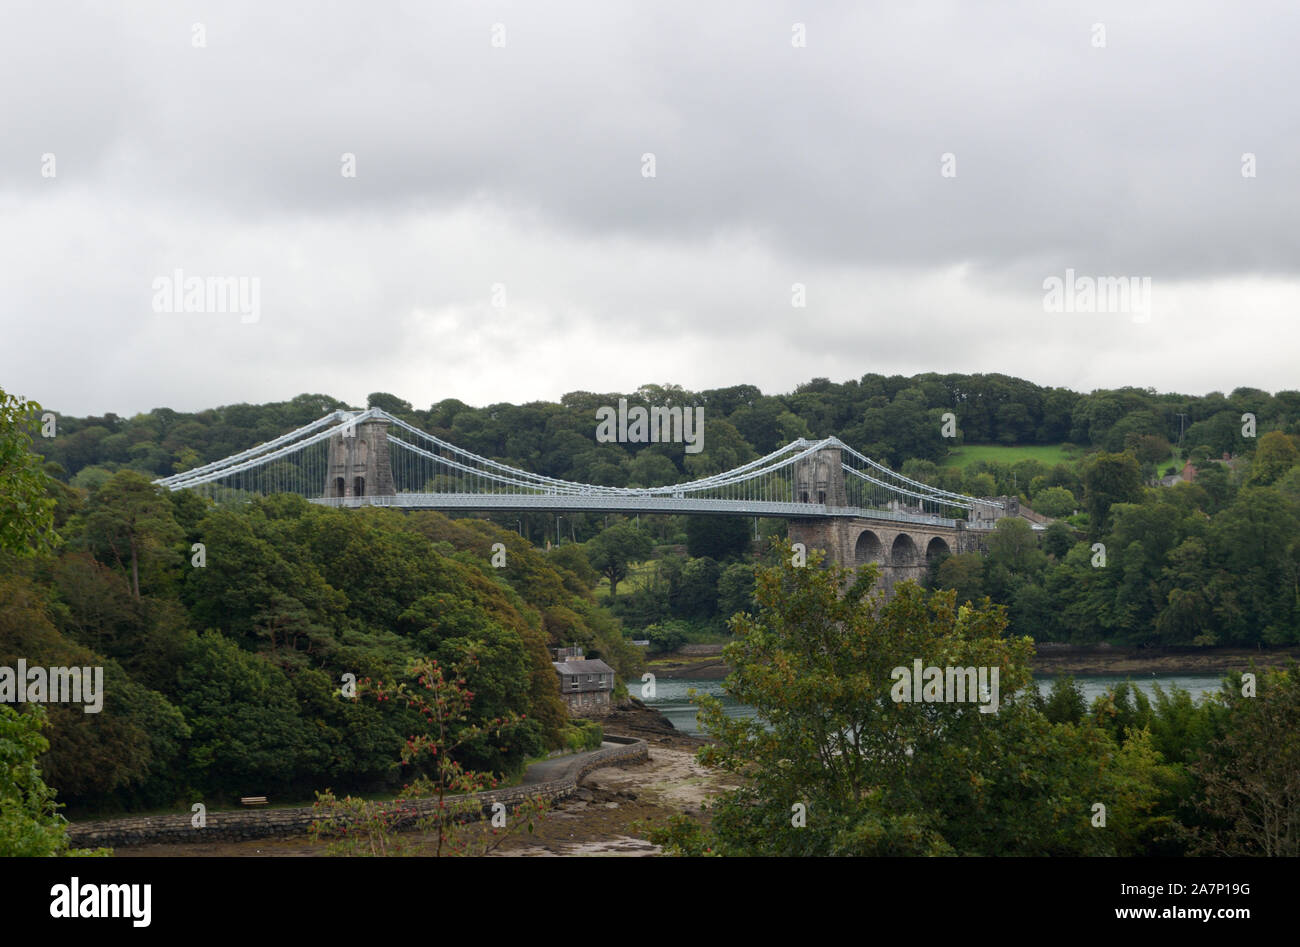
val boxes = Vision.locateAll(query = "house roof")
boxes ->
[553,659,615,675]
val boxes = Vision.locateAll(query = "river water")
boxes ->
[633,674,1227,737]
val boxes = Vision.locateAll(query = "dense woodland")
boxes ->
[3,374,1300,826]
[37,374,1300,489]
[1,479,636,816]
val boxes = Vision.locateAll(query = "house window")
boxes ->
[354,476,365,497]
[818,490,826,504]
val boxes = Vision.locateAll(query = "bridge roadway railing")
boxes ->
[309,493,961,527]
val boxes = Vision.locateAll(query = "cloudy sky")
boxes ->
[2,1,1298,417]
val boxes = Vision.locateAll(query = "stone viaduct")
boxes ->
[786,444,1008,590]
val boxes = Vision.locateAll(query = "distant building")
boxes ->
[552,650,615,717]
[1159,459,1202,487]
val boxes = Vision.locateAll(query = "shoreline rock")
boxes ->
[650,646,1300,680]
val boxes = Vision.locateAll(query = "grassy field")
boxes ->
[594,558,659,601]
[942,443,1079,470]
[943,442,1189,480]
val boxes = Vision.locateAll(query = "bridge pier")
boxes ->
[788,517,981,593]
[787,441,982,592]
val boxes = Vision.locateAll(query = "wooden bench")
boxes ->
[240,796,269,807]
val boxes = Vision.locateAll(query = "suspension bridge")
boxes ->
[153,407,1013,580]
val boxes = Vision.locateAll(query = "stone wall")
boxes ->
[66,737,648,849]
[787,517,979,592]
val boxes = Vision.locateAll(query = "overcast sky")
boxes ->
[3,1,1298,417]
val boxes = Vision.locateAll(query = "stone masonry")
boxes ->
[66,737,648,849]
[324,418,396,499]
[786,444,997,590]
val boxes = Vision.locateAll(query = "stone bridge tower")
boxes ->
[324,417,396,499]
[793,443,847,508]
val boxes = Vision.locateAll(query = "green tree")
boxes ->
[685,515,751,561]
[670,556,722,620]
[78,470,183,599]
[176,631,327,796]
[1081,451,1143,538]
[1039,675,1086,724]
[310,654,544,856]
[1188,666,1300,856]
[584,523,653,599]
[0,389,58,555]
[986,518,1047,577]
[1247,431,1299,486]
[716,561,756,620]
[1032,486,1078,519]
[0,706,104,856]
[1042,520,1076,560]
[935,552,985,604]
[681,543,1162,856]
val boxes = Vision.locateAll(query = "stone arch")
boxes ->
[855,530,884,565]
[333,477,345,497]
[925,536,951,562]
[890,533,919,567]
[353,476,366,497]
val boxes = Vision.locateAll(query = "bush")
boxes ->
[1032,486,1077,519]
[562,720,603,752]
[644,620,689,655]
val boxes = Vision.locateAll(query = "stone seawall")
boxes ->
[67,736,649,849]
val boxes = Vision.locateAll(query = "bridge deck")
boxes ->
[307,493,985,527]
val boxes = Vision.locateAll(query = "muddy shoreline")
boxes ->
[649,646,1300,679]
[110,700,716,857]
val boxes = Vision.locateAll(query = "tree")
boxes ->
[176,631,326,796]
[1039,675,1086,725]
[310,653,544,856]
[1081,451,1143,538]
[584,523,653,599]
[1032,486,1078,519]
[626,450,679,488]
[78,470,183,599]
[547,543,599,592]
[1188,665,1300,856]
[935,552,985,605]
[685,515,750,561]
[1247,431,1299,486]
[986,518,1047,577]
[965,472,997,498]
[682,419,756,478]
[0,706,105,856]
[367,392,414,416]
[670,556,722,620]
[676,543,1161,856]
[1127,433,1172,466]
[1042,520,1076,560]
[0,389,58,555]
[716,561,756,620]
